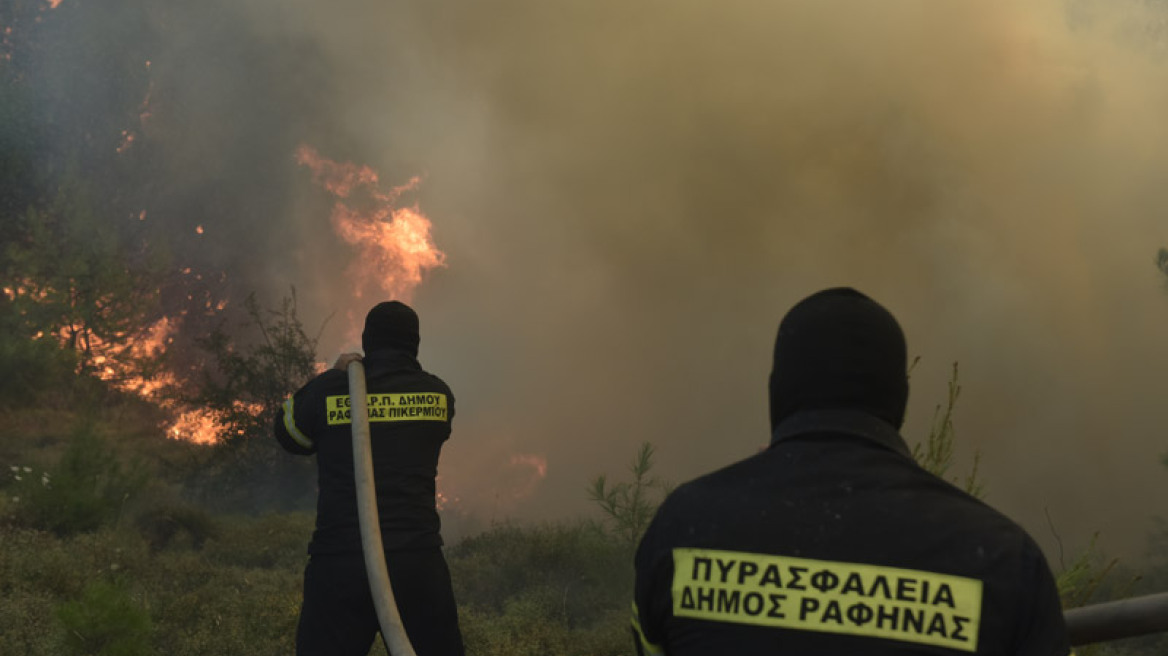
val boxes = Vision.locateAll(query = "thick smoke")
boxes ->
[16,0,1168,559]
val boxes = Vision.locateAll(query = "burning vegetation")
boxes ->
[296,144,446,302]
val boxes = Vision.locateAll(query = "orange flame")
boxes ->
[115,61,153,155]
[295,145,445,301]
[2,26,13,63]
[435,475,460,512]
[91,318,260,445]
[169,409,225,444]
[506,453,549,500]
[6,282,235,445]
[116,130,136,154]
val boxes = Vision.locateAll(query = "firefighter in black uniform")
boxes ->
[632,288,1070,656]
[275,300,465,656]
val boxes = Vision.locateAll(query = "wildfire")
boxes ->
[435,476,460,512]
[83,316,259,445]
[506,453,549,500]
[90,316,174,397]
[169,409,224,443]
[295,145,445,301]
[6,280,237,445]
[2,26,13,62]
[115,61,154,155]
[116,130,136,154]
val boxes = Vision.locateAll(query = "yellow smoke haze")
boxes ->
[242,0,1168,557]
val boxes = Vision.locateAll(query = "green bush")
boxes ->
[448,520,633,656]
[0,328,78,408]
[56,580,152,656]
[133,502,219,552]
[587,442,670,547]
[12,424,148,536]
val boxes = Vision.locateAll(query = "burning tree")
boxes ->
[174,291,325,512]
[188,291,323,448]
[3,176,168,380]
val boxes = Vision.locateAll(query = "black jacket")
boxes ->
[274,348,454,553]
[633,409,1070,656]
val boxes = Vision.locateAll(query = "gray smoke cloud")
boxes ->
[19,0,1168,559]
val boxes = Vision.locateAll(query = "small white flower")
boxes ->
[10,497,18,503]
[8,466,17,472]
[110,563,120,571]
[13,475,21,482]
[22,467,31,473]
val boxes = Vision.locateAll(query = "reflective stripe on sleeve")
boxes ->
[282,397,313,449]
[631,601,665,656]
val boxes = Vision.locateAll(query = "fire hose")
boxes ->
[348,360,417,656]
[1065,591,1168,646]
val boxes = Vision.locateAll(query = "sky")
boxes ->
[11,0,1168,561]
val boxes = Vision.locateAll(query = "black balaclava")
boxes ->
[361,301,420,357]
[768,288,909,430]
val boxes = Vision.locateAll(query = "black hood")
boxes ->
[361,300,420,357]
[768,288,909,430]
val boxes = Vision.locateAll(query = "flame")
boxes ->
[169,409,224,445]
[505,453,549,500]
[96,316,175,397]
[435,475,460,512]
[510,453,548,479]
[7,280,236,445]
[3,278,50,303]
[115,61,153,155]
[116,130,136,154]
[90,318,262,445]
[2,26,13,62]
[296,145,445,301]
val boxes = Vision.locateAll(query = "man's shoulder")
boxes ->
[649,445,1038,553]
[299,369,347,394]
[394,367,453,396]
[418,368,452,390]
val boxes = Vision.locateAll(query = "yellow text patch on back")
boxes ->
[325,393,448,425]
[671,548,982,652]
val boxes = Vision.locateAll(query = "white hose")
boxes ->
[348,360,417,656]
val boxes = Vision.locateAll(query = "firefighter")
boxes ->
[275,300,465,656]
[632,288,1070,655]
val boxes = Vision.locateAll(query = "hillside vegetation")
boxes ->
[0,371,639,655]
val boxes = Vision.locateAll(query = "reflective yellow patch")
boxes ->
[672,548,982,652]
[325,393,448,425]
[282,397,313,448]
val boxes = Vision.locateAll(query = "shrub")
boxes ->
[448,520,633,655]
[0,327,78,409]
[13,424,148,536]
[587,442,670,547]
[56,580,152,656]
[133,503,219,552]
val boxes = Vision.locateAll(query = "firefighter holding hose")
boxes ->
[275,301,465,656]
[632,288,1071,655]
